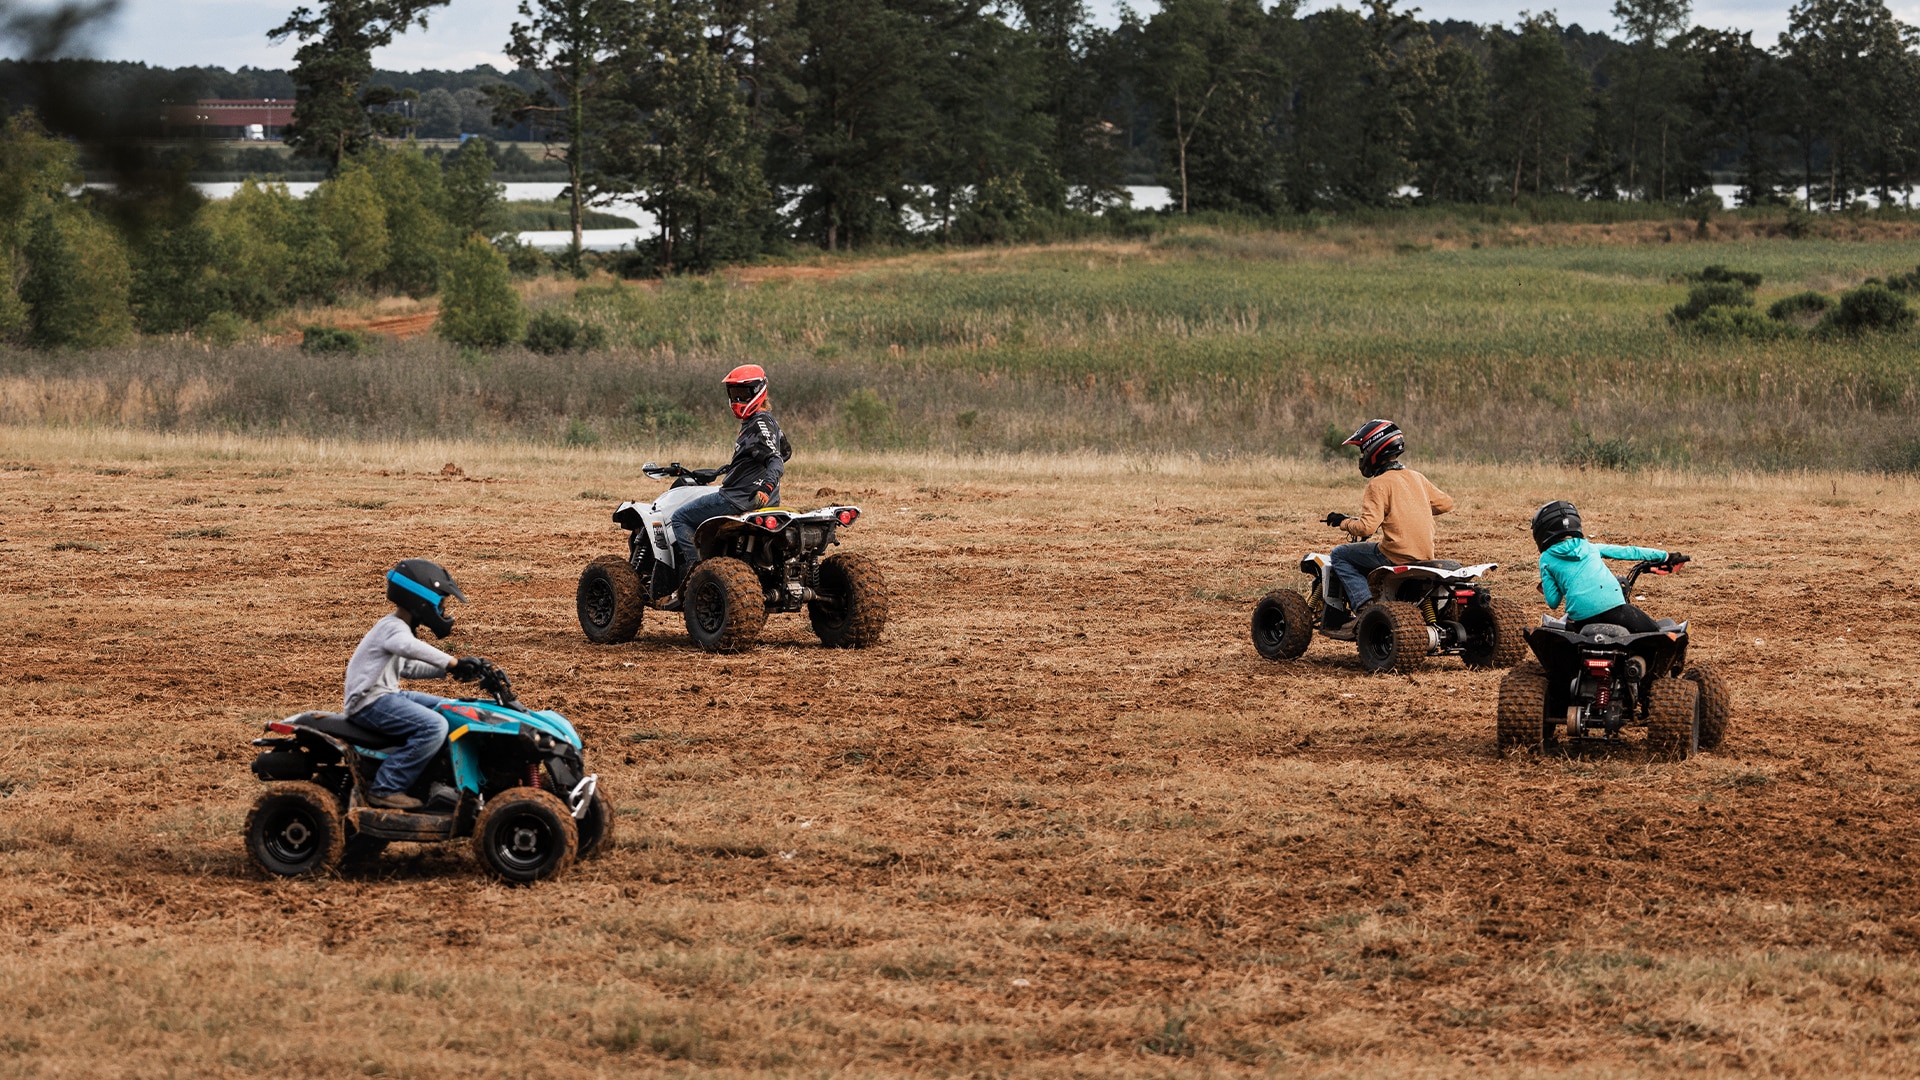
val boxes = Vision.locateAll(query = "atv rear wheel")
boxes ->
[576,790,615,860]
[577,555,645,644]
[245,781,345,878]
[1496,660,1554,755]
[809,552,889,648]
[1355,601,1431,673]
[473,787,578,884]
[1462,595,1530,669]
[682,557,767,653]
[1645,676,1701,762]
[1683,663,1732,751]
[1251,590,1314,660]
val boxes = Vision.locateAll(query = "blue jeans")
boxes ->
[669,489,752,580]
[1330,542,1393,613]
[351,690,449,796]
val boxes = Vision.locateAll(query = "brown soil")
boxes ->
[2,432,1918,1076]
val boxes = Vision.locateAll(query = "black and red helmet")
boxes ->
[723,364,768,419]
[1343,419,1405,478]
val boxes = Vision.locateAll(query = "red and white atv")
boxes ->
[1252,552,1529,672]
[576,462,888,653]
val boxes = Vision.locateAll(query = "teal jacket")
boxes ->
[1539,537,1669,621]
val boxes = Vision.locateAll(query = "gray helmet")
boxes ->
[386,558,466,638]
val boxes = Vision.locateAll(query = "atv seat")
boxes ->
[1655,617,1682,631]
[1411,559,1463,571]
[293,711,406,750]
[1578,624,1632,643]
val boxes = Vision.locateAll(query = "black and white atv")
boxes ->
[576,462,888,653]
[1252,552,1529,672]
[1496,556,1731,760]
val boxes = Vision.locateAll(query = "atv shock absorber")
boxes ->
[526,762,543,790]
[1421,595,1440,626]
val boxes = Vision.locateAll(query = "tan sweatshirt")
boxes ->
[1340,467,1453,562]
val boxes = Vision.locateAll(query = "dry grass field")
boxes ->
[2,425,1918,1077]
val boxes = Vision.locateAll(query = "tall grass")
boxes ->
[5,229,1920,469]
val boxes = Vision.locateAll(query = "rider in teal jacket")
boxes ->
[1532,501,1682,632]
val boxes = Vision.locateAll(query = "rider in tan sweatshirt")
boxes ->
[1323,420,1452,628]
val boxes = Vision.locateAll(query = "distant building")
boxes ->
[163,99,294,140]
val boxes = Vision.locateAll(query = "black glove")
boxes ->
[1324,512,1349,528]
[691,467,722,484]
[449,657,484,682]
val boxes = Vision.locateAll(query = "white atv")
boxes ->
[576,462,887,653]
[1252,552,1529,672]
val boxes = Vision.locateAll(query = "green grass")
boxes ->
[3,226,1919,469]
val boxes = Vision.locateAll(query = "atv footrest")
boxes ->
[350,808,458,842]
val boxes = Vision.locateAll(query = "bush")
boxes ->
[197,310,248,346]
[309,164,390,291]
[1564,433,1641,471]
[1817,283,1915,336]
[627,393,699,434]
[1870,265,1920,295]
[437,235,525,349]
[839,388,897,447]
[0,250,26,342]
[1670,281,1753,323]
[1685,264,1762,289]
[523,309,607,354]
[1693,305,1788,339]
[19,209,134,349]
[300,326,370,355]
[1767,290,1833,325]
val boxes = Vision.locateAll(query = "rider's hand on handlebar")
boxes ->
[1323,511,1349,528]
[449,656,484,682]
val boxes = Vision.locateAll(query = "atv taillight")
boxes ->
[1582,658,1613,671]
[836,509,859,526]
[1452,588,1475,606]
[267,721,295,734]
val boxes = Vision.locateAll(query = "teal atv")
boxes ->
[244,660,612,883]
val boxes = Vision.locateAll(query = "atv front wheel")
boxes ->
[809,552,889,648]
[1355,601,1431,673]
[1683,663,1732,751]
[473,788,579,884]
[1645,676,1701,762]
[578,555,645,644]
[1462,595,1530,669]
[245,781,346,878]
[682,557,767,652]
[1251,590,1314,660]
[576,790,616,860]
[1496,660,1555,755]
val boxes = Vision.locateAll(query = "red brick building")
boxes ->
[163,99,294,140]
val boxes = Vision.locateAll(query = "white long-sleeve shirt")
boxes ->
[343,613,454,715]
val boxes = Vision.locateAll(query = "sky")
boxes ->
[12,0,1920,71]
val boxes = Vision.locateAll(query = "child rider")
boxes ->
[1531,500,1687,634]
[1320,419,1454,632]
[342,559,481,810]
[661,363,791,606]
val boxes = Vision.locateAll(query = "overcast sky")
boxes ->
[20,0,1920,71]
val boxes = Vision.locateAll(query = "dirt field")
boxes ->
[2,426,1917,1077]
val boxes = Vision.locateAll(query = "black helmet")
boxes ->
[386,558,467,638]
[1531,500,1584,552]
[1344,419,1405,478]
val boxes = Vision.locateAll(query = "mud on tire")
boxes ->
[1683,663,1732,751]
[245,781,346,878]
[1355,601,1431,673]
[472,787,578,884]
[1251,589,1314,660]
[809,552,888,648]
[1645,676,1701,762]
[576,790,615,860]
[1496,660,1555,755]
[1463,595,1531,669]
[682,557,767,653]
[577,555,645,644]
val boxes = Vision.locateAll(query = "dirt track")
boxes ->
[2,432,1917,1076]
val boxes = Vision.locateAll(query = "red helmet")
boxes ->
[723,364,768,419]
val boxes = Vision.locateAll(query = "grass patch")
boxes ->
[166,527,228,539]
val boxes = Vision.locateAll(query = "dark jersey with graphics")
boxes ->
[721,410,789,506]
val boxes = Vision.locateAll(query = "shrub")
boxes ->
[523,309,606,354]
[1670,281,1753,323]
[1872,265,1920,294]
[1693,305,1788,339]
[1767,290,1833,325]
[1817,283,1915,336]
[198,310,248,346]
[437,235,525,349]
[627,393,699,434]
[0,250,25,342]
[131,223,226,334]
[839,388,897,447]
[300,326,369,355]
[1685,264,1762,290]
[19,209,134,349]
[310,164,390,291]
[366,146,450,298]
[562,418,599,446]
[1564,433,1641,471]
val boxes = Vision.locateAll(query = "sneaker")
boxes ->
[657,590,682,612]
[368,790,423,811]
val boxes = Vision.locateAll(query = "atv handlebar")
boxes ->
[463,658,522,710]
[1617,554,1689,591]
[641,461,721,484]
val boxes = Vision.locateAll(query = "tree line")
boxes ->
[257,0,1920,273]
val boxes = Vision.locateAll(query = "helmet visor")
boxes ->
[726,380,764,404]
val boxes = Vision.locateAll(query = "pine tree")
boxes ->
[499,0,620,273]
[437,235,526,348]
[1489,14,1593,202]
[269,0,451,169]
